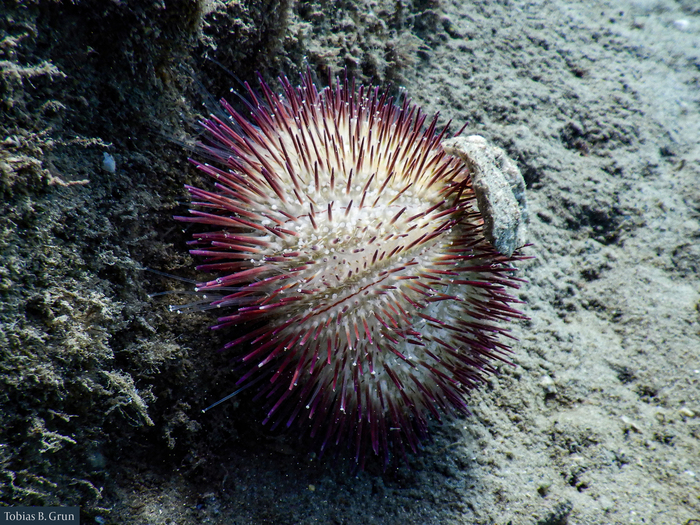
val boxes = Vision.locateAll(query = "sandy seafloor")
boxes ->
[1,0,699,523]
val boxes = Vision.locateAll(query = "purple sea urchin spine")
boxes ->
[177,73,526,467]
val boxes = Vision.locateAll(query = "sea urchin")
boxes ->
[176,73,526,467]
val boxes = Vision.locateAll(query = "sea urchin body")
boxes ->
[177,73,526,467]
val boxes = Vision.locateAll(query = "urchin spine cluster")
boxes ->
[177,73,525,466]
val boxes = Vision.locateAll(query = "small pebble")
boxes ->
[620,415,642,433]
[102,152,116,173]
[679,407,695,418]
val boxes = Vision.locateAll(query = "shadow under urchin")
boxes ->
[175,71,527,469]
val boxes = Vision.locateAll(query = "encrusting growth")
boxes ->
[176,72,527,467]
